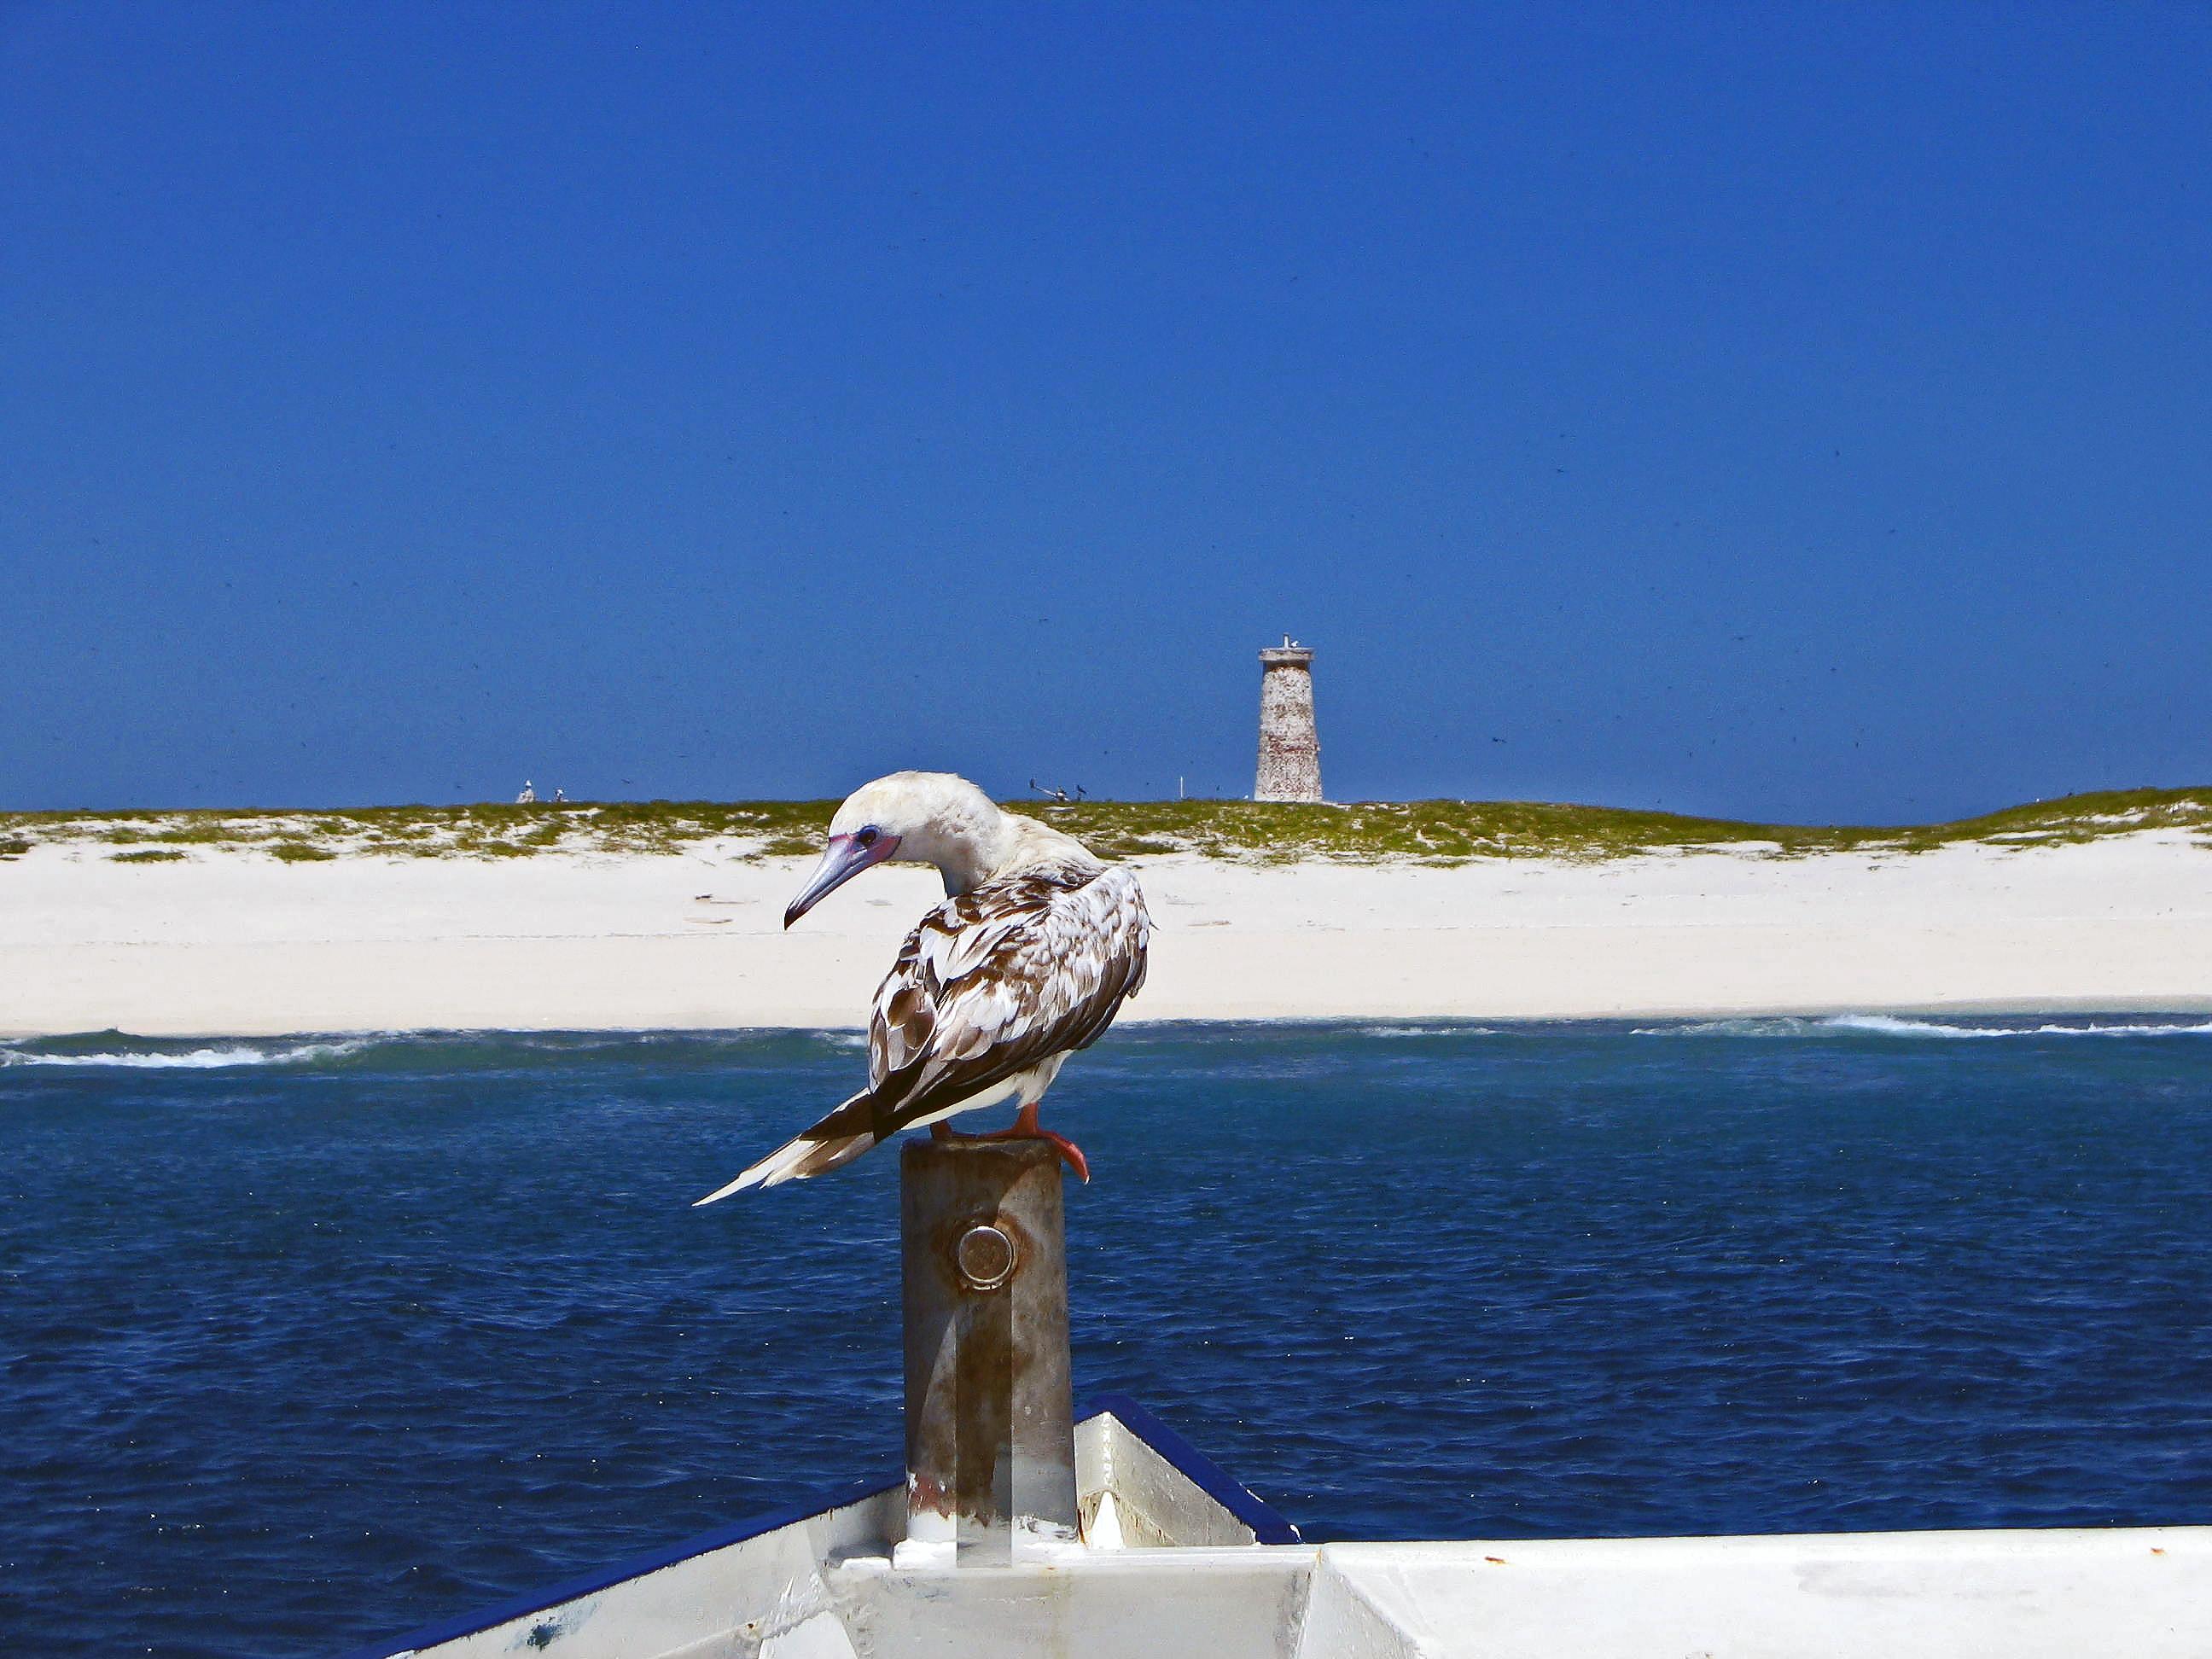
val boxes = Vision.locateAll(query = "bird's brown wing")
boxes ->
[691,862,1150,1197]
[860,862,1150,1135]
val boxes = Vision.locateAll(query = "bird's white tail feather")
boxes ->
[693,1094,877,1205]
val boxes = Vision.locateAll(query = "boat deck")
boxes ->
[346,1399,2209,1659]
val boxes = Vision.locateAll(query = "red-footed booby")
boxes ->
[696,771,1150,1201]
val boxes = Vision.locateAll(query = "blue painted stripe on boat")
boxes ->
[335,1398,1298,1656]
[1080,1392,1303,1545]
[330,1473,899,1659]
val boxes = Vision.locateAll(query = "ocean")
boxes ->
[5,1017,2210,1656]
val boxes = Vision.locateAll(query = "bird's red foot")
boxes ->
[967,1103,1091,1183]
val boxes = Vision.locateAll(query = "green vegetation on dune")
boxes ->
[1008,788,2212,863]
[0,788,2205,867]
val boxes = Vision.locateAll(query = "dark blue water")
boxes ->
[5,1016,2211,1656]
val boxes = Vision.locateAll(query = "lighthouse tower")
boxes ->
[1254,637,1323,802]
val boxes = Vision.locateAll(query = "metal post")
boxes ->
[900,1138,1079,1564]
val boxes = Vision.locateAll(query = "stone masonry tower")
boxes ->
[1254,637,1323,802]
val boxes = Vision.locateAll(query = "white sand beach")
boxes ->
[3,832,2208,1038]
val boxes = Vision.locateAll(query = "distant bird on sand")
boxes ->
[696,772,1150,1201]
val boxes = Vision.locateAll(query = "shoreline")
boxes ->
[9,1003,2212,1046]
[4,833,2209,1039]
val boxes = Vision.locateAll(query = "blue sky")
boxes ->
[5,3,2206,822]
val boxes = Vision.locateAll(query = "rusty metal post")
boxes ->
[900,1138,1078,1564]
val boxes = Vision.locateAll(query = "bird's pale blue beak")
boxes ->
[784,832,901,928]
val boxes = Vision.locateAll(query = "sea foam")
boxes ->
[0,1038,376,1069]
[1635,1013,2212,1039]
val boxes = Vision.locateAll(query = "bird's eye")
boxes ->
[856,827,879,847]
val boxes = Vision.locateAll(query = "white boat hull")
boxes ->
[346,1400,2209,1659]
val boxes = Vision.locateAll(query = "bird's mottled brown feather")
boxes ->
[856,862,1150,1138]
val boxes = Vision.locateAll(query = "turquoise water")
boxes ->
[5,1016,2211,1656]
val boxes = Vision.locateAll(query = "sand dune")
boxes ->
[3,833,2208,1037]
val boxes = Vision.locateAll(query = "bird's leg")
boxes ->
[969,1103,1091,1184]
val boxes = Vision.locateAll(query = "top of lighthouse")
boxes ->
[1259,634,1313,667]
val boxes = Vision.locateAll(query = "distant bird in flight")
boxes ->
[696,771,1150,1201]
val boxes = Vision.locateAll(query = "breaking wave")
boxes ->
[0,1038,376,1069]
[1350,1024,1503,1039]
[1635,1013,2212,1039]
[0,1027,871,1074]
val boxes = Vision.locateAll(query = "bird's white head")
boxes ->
[783,771,1008,928]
